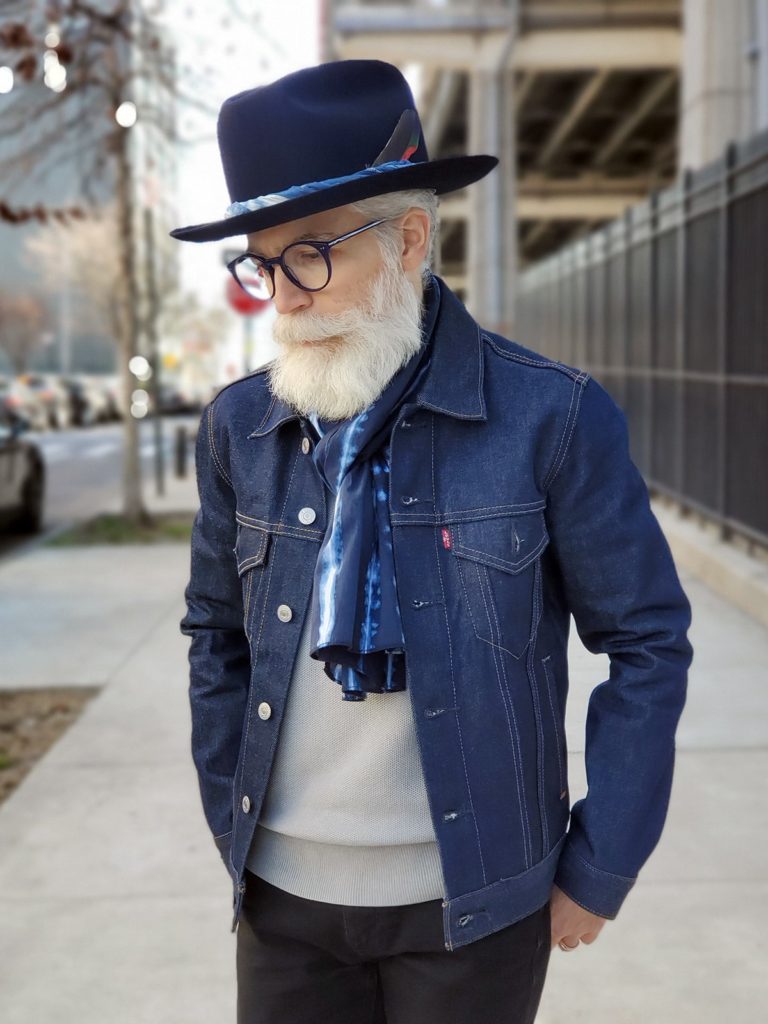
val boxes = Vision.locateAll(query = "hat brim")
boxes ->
[169,154,499,243]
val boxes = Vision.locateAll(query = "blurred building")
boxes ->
[330,0,768,337]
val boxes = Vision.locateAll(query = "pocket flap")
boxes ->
[452,512,549,574]
[234,524,270,575]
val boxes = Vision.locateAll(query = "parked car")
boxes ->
[18,373,72,429]
[82,374,117,421]
[58,375,94,427]
[0,408,45,533]
[99,374,123,420]
[0,375,49,431]
[156,382,204,415]
[58,374,113,427]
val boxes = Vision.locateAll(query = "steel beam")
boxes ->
[334,26,680,72]
[593,70,677,167]
[517,193,643,219]
[534,69,610,168]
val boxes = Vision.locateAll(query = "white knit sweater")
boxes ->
[245,490,446,905]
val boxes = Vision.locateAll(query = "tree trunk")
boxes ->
[115,124,150,527]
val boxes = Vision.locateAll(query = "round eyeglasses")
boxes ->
[226,217,393,301]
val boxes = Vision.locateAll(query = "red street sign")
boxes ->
[226,274,270,316]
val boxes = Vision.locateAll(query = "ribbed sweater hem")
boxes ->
[245,824,446,906]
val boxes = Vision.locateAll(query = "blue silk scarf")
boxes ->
[306,273,441,700]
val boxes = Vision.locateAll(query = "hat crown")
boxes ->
[216,60,430,205]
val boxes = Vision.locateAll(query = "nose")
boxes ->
[271,266,312,315]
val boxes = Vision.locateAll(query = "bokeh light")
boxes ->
[115,101,138,128]
[128,355,150,377]
[0,66,13,94]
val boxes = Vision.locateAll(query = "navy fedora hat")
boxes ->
[170,58,499,244]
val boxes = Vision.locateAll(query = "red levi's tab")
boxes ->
[441,527,452,550]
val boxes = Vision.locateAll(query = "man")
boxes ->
[172,60,693,1024]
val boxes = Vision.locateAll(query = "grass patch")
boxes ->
[46,511,195,546]
[0,687,99,807]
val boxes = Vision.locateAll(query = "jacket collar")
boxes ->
[248,271,486,439]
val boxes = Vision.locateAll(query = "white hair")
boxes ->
[347,188,440,287]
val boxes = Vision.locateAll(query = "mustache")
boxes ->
[273,307,369,345]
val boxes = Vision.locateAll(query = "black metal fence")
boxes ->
[515,126,768,548]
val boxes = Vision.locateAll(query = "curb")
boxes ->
[651,496,768,630]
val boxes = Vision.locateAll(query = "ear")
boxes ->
[398,207,430,273]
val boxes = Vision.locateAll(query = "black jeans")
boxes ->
[237,869,552,1024]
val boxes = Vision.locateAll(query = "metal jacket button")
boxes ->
[242,795,251,813]
[298,507,316,524]
[277,604,293,622]
[258,701,272,720]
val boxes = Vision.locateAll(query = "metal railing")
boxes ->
[515,125,768,548]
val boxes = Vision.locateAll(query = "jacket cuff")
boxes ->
[553,842,636,920]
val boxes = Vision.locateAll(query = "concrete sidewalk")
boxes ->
[0,485,766,1022]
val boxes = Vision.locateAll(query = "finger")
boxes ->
[581,920,607,944]
[551,928,569,951]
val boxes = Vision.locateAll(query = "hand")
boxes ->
[549,883,608,951]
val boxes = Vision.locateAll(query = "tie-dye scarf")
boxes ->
[306,273,441,700]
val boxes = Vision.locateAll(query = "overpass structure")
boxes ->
[330,1,763,336]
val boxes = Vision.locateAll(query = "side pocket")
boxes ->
[541,656,567,800]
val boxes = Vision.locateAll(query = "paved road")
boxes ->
[32,415,199,526]
[0,415,199,558]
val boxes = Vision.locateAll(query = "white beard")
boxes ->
[266,257,426,421]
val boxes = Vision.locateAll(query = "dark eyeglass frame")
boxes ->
[226,217,394,299]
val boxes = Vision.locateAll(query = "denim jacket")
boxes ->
[180,273,693,951]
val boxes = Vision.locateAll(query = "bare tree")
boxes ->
[23,201,124,343]
[157,288,231,347]
[0,291,47,374]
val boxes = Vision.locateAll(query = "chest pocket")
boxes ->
[233,522,271,634]
[451,509,549,660]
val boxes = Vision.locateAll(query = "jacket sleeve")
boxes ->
[544,374,694,919]
[180,398,250,878]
